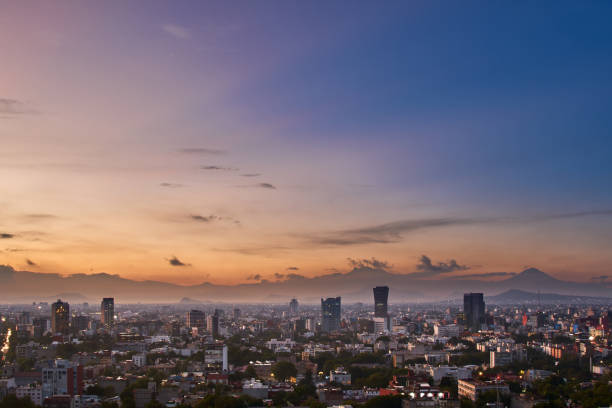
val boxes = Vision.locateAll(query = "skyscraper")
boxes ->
[101,298,114,329]
[321,297,341,332]
[51,299,70,334]
[373,286,389,318]
[187,310,206,332]
[207,314,219,338]
[463,293,485,330]
[289,298,299,315]
[373,286,390,333]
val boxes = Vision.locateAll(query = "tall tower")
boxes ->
[463,293,485,331]
[51,299,70,334]
[101,298,114,329]
[289,298,299,315]
[187,310,206,331]
[373,286,389,318]
[321,297,341,332]
[373,286,390,332]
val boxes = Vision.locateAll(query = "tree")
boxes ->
[0,395,38,408]
[271,361,297,382]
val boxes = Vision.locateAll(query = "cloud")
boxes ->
[591,275,609,282]
[257,183,276,189]
[449,272,516,279]
[274,272,285,280]
[307,217,483,246]
[168,256,190,267]
[0,98,35,115]
[25,259,37,267]
[160,182,183,188]
[415,255,469,275]
[191,214,220,223]
[180,148,226,155]
[241,173,261,177]
[286,273,306,280]
[201,165,238,171]
[0,233,14,239]
[303,210,612,247]
[286,266,299,271]
[162,24,191,39]
[190,214,240,225]
[347,257,392,269]
[246,274,261,281]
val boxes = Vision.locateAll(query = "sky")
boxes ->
[1,1,612,285]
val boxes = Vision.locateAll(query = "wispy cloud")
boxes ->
[0,98,36,115]
[25,259,37,267]
[286,266,299,271]
[304,210,612,247]
[180,147,226,155]
[168,256,190,267]
[241,173,261,178]
[190,214,240,225]
[160,182,183,188]
[201,165,239,171]
[246,274,261,281]
[0,233,15,239]
[257,183,276,189]
[162,24,191,39]
[307,217,482,246]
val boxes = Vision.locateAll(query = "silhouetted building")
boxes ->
[207,314,219,338]
[51,299,70,334]
[321,297,341,332]
[101,298,114,329]
[373,286,389,318]
[233,308,241,319]
[289,298,299,315]
[373,286,390,332]
[463,293,485,330]
[187,310,206,331]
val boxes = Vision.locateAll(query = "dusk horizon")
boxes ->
[2,1,612,287]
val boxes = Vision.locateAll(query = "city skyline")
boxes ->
[2,2,612,287]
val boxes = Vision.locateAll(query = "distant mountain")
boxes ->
[487,289,612,305]
[0,264,609,304]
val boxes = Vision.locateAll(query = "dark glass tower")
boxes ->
[51,299,70,334]
[289,298,299,315]
[101,298,114,329]
[321,297,341,332]
[463,293,485,330]
[373,286,389,318]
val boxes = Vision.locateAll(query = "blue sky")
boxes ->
[1,1,612,283]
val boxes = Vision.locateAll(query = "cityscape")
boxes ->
[2,1,612,408]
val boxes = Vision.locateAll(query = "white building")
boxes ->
[16,385,42,405]
[133,353,147,367]
[428,366,473,384]
[433,324,463,338]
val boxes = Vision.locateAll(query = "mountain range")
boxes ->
[0,264,610,304]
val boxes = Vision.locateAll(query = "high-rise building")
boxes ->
[373,286,389,318]
[51,299,70,334]
[321,297,341,332]
[289,298,299,315]
[233,308,241,319]
[187,310,206,331]
[101,298,114,329]
[463,293,485,330]
[207,314,219,338]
